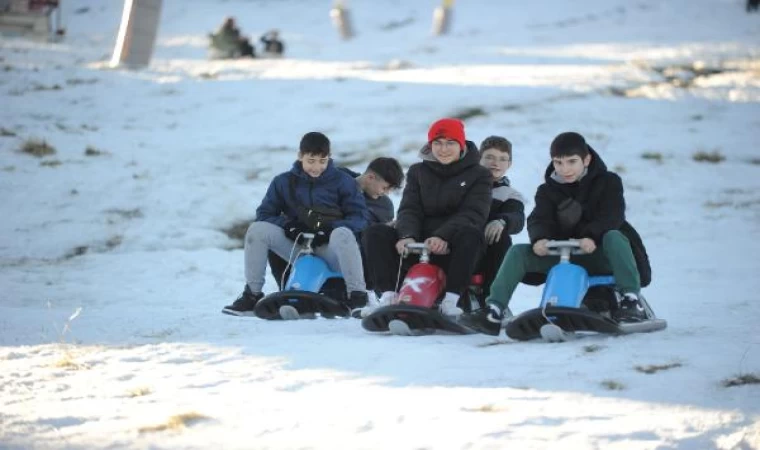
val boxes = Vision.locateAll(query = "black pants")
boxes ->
[362,223,484,295]
[477,234,513,298]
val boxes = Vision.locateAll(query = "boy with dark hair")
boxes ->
[477,136,525,301]
[468,131,652,335]
[362,118,492,317]
[223,131,369,316]
[268,156,404,289]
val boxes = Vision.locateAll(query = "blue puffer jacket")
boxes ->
[255,159,368,233]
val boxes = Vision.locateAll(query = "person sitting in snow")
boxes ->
[268,156,405,290]
[475,136,525,305]
[222,131,370,316]
[259,29,285,57]
[465,131,652,335]
[361,118,492,318]
[209,17,255,59]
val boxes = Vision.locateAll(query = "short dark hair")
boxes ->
[366,157,404,189]
[479,136,512,159]
[550,132,589,159]
[299,132,331,157]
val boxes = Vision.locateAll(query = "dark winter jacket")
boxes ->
[489,176,525,236]
[396,141,492,242]
[527,147,651,286]
[255,159,367,233]
[340,168,395,225]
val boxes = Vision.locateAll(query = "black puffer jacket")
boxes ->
[396,141,493,242]
[527,147,652,286]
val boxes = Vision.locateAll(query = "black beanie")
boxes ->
[550,132,589,158]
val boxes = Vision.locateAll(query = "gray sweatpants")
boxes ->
[244,221,366,294]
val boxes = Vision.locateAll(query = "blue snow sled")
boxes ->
[253,233,350,320]
[505,240,667,342]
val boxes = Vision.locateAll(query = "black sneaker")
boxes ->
[347,291,369,319]
[222,285,264,316]
[460,304,503,336]
[613,292,647,323]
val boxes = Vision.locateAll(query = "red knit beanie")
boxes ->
[428,118,466,151]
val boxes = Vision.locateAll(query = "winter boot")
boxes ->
[612,292,647,323]
[460,303,504,336]
[360,291,394,318]
[222,285,264,316]
[347,291,369,318]
[439,292,463,317]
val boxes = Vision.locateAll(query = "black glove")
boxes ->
[284,221,310,243]
[311,225,332,247]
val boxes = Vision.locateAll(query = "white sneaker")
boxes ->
[439,292,463,317]
[360,291,395,318]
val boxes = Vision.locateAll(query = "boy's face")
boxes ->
[480,148,511,180]
[552,154,591,183]
[298,152,329,178]
[363,172,393,199]
[430,138,461,165]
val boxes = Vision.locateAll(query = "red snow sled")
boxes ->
[361,243,477,336]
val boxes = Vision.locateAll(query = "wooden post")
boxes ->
[110,0,163,68]
[432,0,454,36]
[330,0,354,40]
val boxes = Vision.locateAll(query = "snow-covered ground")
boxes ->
[1,0,759,448]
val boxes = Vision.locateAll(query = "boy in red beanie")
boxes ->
[361,118,492,317]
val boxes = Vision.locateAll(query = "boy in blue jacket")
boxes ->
[223,132,369,316]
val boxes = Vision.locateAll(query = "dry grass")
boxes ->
[84,145,105,156]
[21,138,56,157]
[138,412,210,433]
[54,352,89,370]
[692,150,725,163]
[583,344,604,353]
[635,362,683,374]
[722,373,760,388]
[40,160,62,167]
[600,380,625,391]
[127,386,152,398]
[461,404,504,413]
[746,158,760,165]
[451,106,488,121]
[0,127,17,137]
[641,151,664,162]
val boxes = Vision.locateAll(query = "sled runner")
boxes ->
[254,233,350,320]
[504,240,667,342]
[361,243,476,336]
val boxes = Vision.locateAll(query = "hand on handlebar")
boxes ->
[578,238,596,254]
[395,238,415,255]
[533,239,549,256]
[425,237,449,255]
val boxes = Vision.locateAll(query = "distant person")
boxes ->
[748,0,759,12]
[269,157,404,290]
[260,29,285,57]
[209,17,255,59]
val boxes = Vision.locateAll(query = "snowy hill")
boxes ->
[1,0,759,448]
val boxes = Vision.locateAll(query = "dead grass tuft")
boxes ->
[583,344,604,353]
[461,404,504,413]
[127,386,152,398]
[601,380,625,391]
[641,152,663,162]
[84,145,105,156]
[21,138,56,157]
[450,107,488,121]
[220,219,253,247]
[1,127,17,137]
[722,373,760,388]
[40,160,62,167]
[693,150,725,163]
[138,412,210,433]
[635,362,683,374]
[54,353,89,370]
